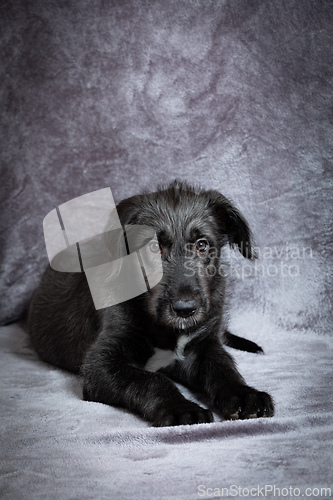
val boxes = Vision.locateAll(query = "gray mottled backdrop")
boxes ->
[1,1,332,330]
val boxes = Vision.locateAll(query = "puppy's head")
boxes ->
[116,181,255,331]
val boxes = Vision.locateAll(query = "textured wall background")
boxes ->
[1,0,332,332]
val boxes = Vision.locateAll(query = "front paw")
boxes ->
[214,386,274,420]
[153,401,214,427]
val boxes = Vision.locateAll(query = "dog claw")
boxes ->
[217,387,274,420]
[153,403,214,427]
[229,407,242,420]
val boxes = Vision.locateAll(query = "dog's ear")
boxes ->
[207,190,256,260]
[116,195,141,225]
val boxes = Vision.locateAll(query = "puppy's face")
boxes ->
[146,214,223,331]
[116,182,254,332]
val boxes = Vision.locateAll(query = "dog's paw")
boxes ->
[152,401,214,427]
[214,386,274,420]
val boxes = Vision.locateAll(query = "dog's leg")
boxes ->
[81,334,213,427]
[174,336,274,420]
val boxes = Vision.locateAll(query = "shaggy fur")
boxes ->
[28,181,274,426]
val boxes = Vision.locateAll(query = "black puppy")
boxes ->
[28,181,274,426]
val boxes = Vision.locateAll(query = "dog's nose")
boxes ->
[173,299,197,317]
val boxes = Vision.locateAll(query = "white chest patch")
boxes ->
[144,335,191,373]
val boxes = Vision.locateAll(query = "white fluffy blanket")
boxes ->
[0,319,331,499]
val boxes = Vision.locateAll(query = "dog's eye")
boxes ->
[148,241,161,254]
[196,239,209,254]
